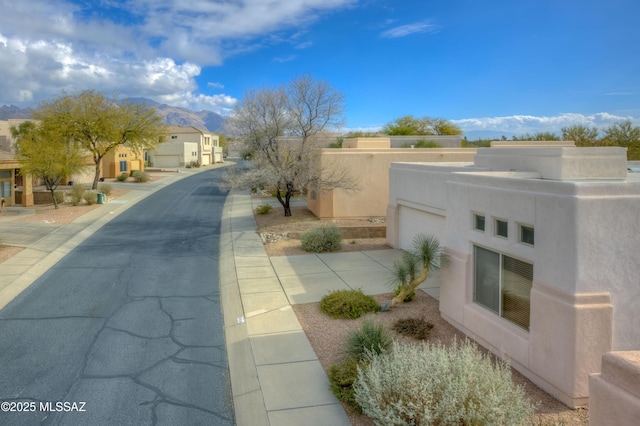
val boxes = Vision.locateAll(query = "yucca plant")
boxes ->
[383,234,449,310]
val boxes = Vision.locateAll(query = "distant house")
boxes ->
[148,126,222,168]
[102,146,145,178]
[307,137,476,219]
[387,142,640,408]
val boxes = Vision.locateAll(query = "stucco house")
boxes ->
[148,126,222,168]
[387,143,640,408]
[307,137,476,219]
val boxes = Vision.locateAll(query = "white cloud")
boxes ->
[0,0,355,110]
[380,21,439,38]
[452,113,638,135]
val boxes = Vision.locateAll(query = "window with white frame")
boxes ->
[474,213,485,232]
[473,245,533,330]
[520,225,535,246]
[495,219,508,238]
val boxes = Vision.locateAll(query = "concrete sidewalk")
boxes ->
[220,192,442,425]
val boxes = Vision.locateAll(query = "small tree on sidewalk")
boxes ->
[383,234,449,311]
[12,121,85,209]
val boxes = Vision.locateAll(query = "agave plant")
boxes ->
[383,234,449,311]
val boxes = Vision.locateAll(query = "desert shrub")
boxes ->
[320,289,380,319]
[97,183,113,197]
[347,319,392,361]
[301,224,342,253]
[392,317,434,340]
[255,204,272,215]
[83,191,98,205]
[70,185,86,206]
[116,173,128,182]
[394,285,415,302]
[190,160,201,168]
[329,358,362,410]
[132,170,150,183]
[354,338,534,426]
[53,190,65,205]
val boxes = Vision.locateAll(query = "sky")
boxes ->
[1,0,639,138]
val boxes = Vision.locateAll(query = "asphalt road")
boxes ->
[0,169,233,425]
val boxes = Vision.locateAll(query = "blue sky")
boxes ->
[0,0,638,137]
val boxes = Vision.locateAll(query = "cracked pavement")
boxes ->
[0,170,233,425]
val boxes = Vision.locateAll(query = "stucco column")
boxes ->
[21,172,34,207]
[529,282,612,407]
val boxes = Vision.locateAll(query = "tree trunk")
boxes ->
[389,266,430,308]
[92,158,102,190]
[49,188,59,209]
[275,181,294,216]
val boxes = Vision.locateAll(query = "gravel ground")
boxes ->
[254,199,589,425]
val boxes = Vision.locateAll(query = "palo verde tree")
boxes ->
[382,115,463,136]
[226,74,357,216]
[601,120,640,160]
[561,125,599,147]
[12,120,86,209]
[382,234,449,311]
[33,91,168,189]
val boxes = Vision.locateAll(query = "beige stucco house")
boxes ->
[307,137,476,219]
[387,143,640,408]
[148,126,222,168]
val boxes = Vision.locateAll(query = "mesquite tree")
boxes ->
[383,234,449,311]
[226,74,357,216]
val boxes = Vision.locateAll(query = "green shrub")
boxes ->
[132,170,150,183]
[97,183,113,197]
[320,289,380,319]
[53,190,65,205]
[117,173,128,182]
[70,185,86,206]
[301,224,342,253]
[189,160,201,168]
[392,317,434,340]
[255,204,272,215]
[354,338,535,425]
[347,319,392,361]
[83,191,98,205]
[329,358,362,410]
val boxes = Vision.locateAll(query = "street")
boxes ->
[0,169,233,425]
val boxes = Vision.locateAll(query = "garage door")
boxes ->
[398,206,446,250]
[153,155,180,168]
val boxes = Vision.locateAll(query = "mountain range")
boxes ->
[0,99,227,133]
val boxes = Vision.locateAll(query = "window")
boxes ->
[495,219,508,238]
[520,225,535,246]
[171,135,178,139]
[474,214,485,231]
[119,161,127,172]
[474,246,533,330]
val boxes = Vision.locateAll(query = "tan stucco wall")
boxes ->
[307,148,477,219]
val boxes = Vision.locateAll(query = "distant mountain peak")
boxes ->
[0,98,227,133]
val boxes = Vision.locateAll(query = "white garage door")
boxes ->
[153,155,180,168]
[398,206,446,250]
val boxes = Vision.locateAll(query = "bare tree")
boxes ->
[226,75,357,216]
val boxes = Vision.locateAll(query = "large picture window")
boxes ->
[473,246,533,330]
